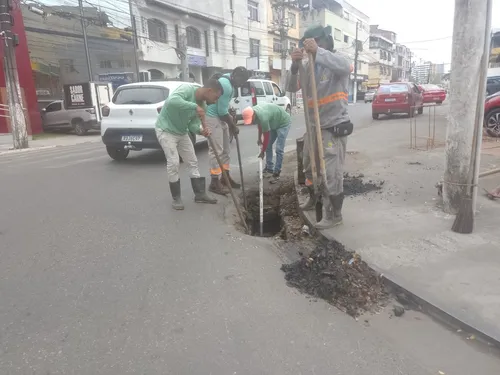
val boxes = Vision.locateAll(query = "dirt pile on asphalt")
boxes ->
[281,239,388,317]
[343,173,383,196]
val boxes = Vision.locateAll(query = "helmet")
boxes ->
[299,25,334,51]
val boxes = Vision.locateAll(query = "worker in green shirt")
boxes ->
[155,79,222,210]
[242,103,291,180]
[205,67,249,195]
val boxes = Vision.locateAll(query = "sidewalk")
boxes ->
[298,106,500,345]
[0,133,101,154]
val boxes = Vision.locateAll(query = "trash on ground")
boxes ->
[393,305,405,317]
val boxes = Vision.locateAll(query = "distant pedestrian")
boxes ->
[286,24,354,229]
[241,103,291,180]
[155,79,222,210]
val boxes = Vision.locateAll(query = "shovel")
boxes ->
[259,150,264,236]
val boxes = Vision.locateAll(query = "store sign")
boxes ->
[63,83,92,109]
[187,55,207,67]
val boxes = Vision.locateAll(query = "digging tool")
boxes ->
[307,52,328,211]
[234,133,247,210]
[297,60,323,221]
[206,133,249,234]
[259,150,264,236]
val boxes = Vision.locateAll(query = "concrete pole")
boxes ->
[353,21,359,102]
[179,33,190,81]
[78,0,93,81]
[443,0,489,214]
[128,0,141,81]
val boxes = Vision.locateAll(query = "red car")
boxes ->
[372,82,424,120]
[485,91,500,137]
[419,84,447,104]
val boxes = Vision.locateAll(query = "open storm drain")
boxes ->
[244,190,283,237]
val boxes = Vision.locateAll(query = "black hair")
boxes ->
[231,66,249,83]
[204,78,224,95]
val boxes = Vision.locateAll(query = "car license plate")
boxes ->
[434,97,440,100]
[385,98,396,102]
[121,135,143,142]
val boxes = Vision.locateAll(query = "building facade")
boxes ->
[392,44,411,82]
[267,0,300,85]
[299,0,371,100]
[411,59,432,84]
[367,25,396,88]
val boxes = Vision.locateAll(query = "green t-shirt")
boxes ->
[253,103,291,132]
[156,84,205,135]
[206,74,233,118]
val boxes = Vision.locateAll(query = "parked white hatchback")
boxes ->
[101,81,205,160]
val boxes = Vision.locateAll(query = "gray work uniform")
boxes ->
[287,47,351,196]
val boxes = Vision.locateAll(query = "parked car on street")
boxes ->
[485,91,500,137]
[364,90,376,103]
[100,81,205,161]
[371,82,423,120]
[419,84,447,104]
[486,76,500,96]
[230,78,290,121]
[41,100,100,135]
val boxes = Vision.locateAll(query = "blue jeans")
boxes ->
[265,122,291,173]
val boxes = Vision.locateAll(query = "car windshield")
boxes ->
[378,84,408,94]
[113,87,170,104]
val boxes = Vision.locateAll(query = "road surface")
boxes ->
[1,103,499,374]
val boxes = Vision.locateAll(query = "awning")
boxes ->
[31,61,59,76]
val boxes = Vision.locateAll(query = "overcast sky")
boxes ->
[348,0,500,70]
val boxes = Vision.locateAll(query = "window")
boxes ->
[379,66,383,74]
[250,81,265,96]
[250,38,260,57]
[378,84,408,93]
[45,102,62,112]
[100,60,112,69]
[140,16,148,35]
[272,82,282,96]
[148,18,167,43]
[344,35,349,44]
[232,34,237,54]
[113,87,170,105]
[204,31,209,56]
[334,28,342,41]
[118,60,132,68]
[273,38,282,53]
[186,26,201,48]
[248,0,259,22]
[288,12,296,28]
[263,82,273,95]
[273,7,283,21]
[240,82,252,96]
[214,31,219,52]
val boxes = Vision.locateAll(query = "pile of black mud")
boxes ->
[281,239,388,317]
[343,173,384,196]
[244,177,304,240]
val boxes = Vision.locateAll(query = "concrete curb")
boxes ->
[293,170,500,349]
[0,138,101,156]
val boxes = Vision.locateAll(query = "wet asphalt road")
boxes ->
[1,103,500,374]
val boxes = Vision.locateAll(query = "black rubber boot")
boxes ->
[209,175,229,196]
[169,180,184,210]
[221,171,241,189]
[191,177,217,204]
[300,186,317,211]
[331,193,344,224]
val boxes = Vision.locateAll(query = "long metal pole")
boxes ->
[471,0,492,213]
[234,134,247,209]
[78,0,93,81]
[353,21,359,102]
[259,154,263,236]
[128,0,141,81]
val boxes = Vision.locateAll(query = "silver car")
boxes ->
[364,90,376,103]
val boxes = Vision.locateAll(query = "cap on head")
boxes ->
[299,24,333,50]
[242,107,254,125]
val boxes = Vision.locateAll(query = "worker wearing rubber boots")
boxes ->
[241,103,291,180]
[155,79,222,210]
[206,67,250,195]
[287,24,353,229]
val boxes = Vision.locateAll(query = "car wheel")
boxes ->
[73,120,87,136]
[485,109,500,137]
[106,146,129,161]
[372,113,379,120]
[286,105,292,115]
[418,106,423,115]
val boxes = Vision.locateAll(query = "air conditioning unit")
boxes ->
[139,71,151,82]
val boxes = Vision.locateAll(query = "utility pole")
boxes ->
[78,0,93,81]
[1,0,28,149]
[128,0,141,81]
[353,21,359,103]
[179,33,189,81]
[271,0,291,90]
[443,0,491,214]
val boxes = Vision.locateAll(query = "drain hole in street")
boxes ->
[248,212,282,237]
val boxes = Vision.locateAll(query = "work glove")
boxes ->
[230,124,239,136]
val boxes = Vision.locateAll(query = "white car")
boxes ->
[230,78,291,121]
[101,81,205,160]
[364,90,376,103]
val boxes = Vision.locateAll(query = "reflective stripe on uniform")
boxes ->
[307,92,348,107]
[223,164,230,171]
[305,178,313,186]
[211,167,222,175]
